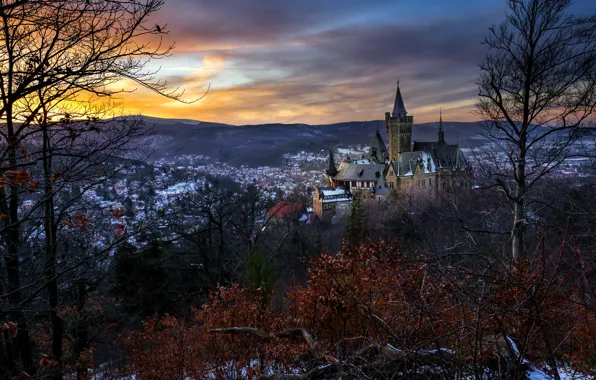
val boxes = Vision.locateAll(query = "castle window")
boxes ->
[422,179,426,188]
[417,180,421,187]
[389,181,394,189]
[442,180,447,189]
[429,178,432,187]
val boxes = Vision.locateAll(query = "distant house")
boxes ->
[156,182,197,199]
[114,180,127,194]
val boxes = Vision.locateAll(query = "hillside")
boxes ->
[137,117,487,167]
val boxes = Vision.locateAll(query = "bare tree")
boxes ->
[0,0,200,376]
[476,0,596,261]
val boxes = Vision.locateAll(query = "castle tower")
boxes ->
[326,149,337,186]
[385,81,413,160]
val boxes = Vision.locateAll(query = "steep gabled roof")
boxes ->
[373,174,391,195]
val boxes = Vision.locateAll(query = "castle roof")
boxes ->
[318,187,349,197]
[334,162,385,182]
[368,131,388,163]
[391,151,437,176]
[372,174,391,195]
[392,81,407,116]
[412,141,468,169]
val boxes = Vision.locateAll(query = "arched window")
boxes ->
[442,180,447,189]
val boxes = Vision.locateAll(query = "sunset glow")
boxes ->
[115,0,596,125]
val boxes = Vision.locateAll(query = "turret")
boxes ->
[438,109,445,143]
[326,149,337,186]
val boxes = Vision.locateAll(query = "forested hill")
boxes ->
[133,116,487,167]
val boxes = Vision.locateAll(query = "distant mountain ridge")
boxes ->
[132,116,487,167]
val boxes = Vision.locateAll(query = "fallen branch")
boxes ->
[209,327,269,340]
[209,326,335,364]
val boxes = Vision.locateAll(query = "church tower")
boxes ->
[385,81,413,160]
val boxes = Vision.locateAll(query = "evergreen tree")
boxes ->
[124,197,135,218]
[345,192,367,247]
[72,184,82,199]
[245,249,276,306]
[96,184,107,199]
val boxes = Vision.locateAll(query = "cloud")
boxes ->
[114,0,595,124]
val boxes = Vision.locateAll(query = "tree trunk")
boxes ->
[512,149,527,262]
[75,280,89,380]
[1,318,16,377]
[42,121,63,379]
[3,105,34,375]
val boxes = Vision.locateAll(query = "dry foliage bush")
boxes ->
[120,238,596,379]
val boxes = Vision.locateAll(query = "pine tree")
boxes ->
[124,197,135,218]
[245,249,277,306]
[345,191,367,247]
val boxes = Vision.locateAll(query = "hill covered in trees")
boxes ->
[139,117,487,167]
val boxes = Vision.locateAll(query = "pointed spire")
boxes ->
[326,149,337,176]
[438,108,445,143]
[392,80,407,117]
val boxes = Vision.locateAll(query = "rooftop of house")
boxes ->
[266,201,304,220]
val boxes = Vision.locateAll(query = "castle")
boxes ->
[313,81,473,222]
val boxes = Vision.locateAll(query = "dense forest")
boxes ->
[0,0,595,379]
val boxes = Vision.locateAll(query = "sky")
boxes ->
[117,0,596,125]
